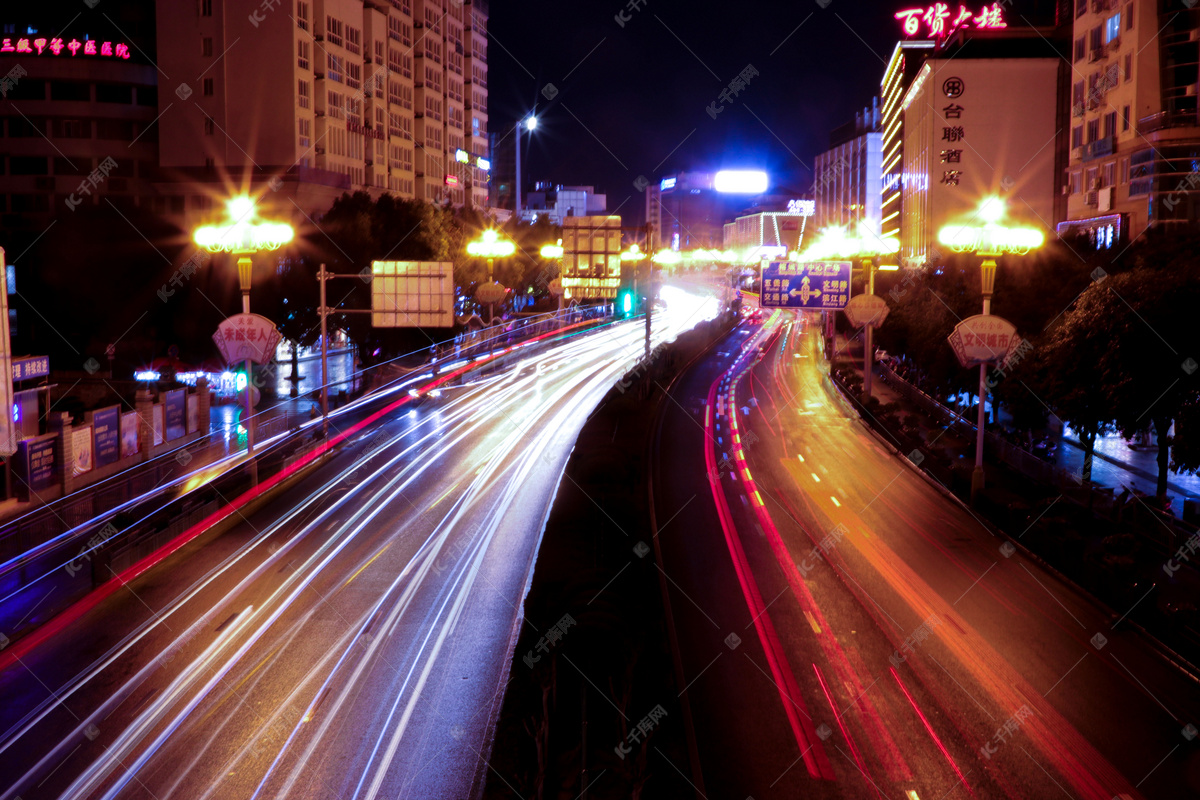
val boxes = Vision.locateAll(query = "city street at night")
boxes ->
[2,1,1200,798]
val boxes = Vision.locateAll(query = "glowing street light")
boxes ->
[193,195,294,471]
[798,221,899,402]
[937,197,1045,501]
[514,113,538,220]
[467,229,516,324]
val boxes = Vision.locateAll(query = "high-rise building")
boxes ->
[0,6,160,226]
[1059,0,1200,247]
[155,0,489,225]
[881,40,937,243]
[814,98,883,236]
[901,53,1064,266]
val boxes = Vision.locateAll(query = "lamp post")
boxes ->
[540,240,565,322]
[467,229,516,338]
[514,115,537,220]
[938,197,1044,501]
[797,222,898,401]
[194,195,294,465]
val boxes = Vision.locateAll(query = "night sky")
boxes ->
[488,0,1062,224]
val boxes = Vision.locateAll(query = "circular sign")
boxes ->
[547,278,564,297]
[475,281,507,305]
[843,294,890,328]
[942,77,965,98]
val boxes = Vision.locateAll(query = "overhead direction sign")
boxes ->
[760,261,851,310]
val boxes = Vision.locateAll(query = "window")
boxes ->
[203,78,214,96]
[1089,26,1102,52]
[1074,37,1085,62]
[299,117,311,148]
[202,37,213,57]
[297,1,309,31]
[298,79,310,108]
[346,27,361,54]
[1086,166,1098,190]
[298,40,310,69]
[327,90,343,119]
[327,53,343,83]
[1103,161,1115,187]
[1072,81,1084,108]
[1069,171,1081,194]
[202,0,212,16]
[1070,126,1082,149]
[375,40,384,62]
[346,62,361,90]
[1126,4,1133,29]
[1119,156,1129,183]
[52,119,90,138]
[1086,118,1099,142]
[1103,111,1117,138]
[325,17,343,47]
[96,83,133,103]
[204,116,214,135]
[1122,104,1130,131]
[1124,53,1132,81]
[1105,13,1120,43]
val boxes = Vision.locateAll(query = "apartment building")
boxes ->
[814,98,883,236]
[155,0,489,226]
[1059,0,1200,246]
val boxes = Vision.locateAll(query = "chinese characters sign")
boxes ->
[0,36,131,58]
[213,313,282,364]
[947,314,1021,367]
[761,262,851,310]
[895,4,1006,39]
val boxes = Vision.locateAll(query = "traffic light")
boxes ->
[617,287,636,317]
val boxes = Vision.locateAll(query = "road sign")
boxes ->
[844,294,890,328]
[370,260,455,328]
[760,261,851,310]
[475,281,507,305]
[213,313,282,364]
[947,314,1021,367]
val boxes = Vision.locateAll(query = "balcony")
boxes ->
[1082,135,1116,161]
[1137,110,1200,134]
[1088,45,1107,63]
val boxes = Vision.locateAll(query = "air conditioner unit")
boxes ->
[1085,190,1099,206]
[1061,185,1070,195]
[1089,177,1101,190]
[1089,46,1106,62]
[1098,186,1114,211]
[1072,102,1085,117]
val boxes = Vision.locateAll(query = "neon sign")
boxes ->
[895,3,1006,39]
[0,37,131,58]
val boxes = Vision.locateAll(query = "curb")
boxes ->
[1060,437,1200,503]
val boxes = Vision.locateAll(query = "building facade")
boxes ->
[522,183,606,225]
[155,0,489,226]
[0,14,160,225]
[901,56,1062,266]
[1060,0,1200,246]
[881,40,937,243]
[814,99,883,235]
[722,210,811,261]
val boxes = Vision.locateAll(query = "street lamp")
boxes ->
[540,239,566,321]
[514,114,538,220]
[937,197,1045,500]
[194,195,294,464]
[467,228,516,324]
[798,221,899,401]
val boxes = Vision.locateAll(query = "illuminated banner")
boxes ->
[895,3,1006,39]
[761,262,851,310]
[947,314,1021,367]
[214,313,283,364]
[0,37,131,58]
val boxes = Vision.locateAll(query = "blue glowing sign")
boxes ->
[761,261,851,310]
[660,177,677,191]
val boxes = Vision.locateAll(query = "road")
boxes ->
[0,287,718,800]
[651,308,1199,799]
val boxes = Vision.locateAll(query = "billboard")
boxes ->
[370,261,455,328]
[165,389,187,441]
[0,248,13,456]
[214,313,283,365]
[562,216,622,299]
[93,405,120,468]
[760,262,851,310]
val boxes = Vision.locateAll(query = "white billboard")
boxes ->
[370,261,455,328]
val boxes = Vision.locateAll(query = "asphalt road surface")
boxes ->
[0,287,718,800]
[651,308,1199,799]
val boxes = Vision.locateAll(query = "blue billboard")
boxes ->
[760,262,851,310]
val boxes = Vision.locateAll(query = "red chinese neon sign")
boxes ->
[895,3,1006,39]
[0,36,131,59]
